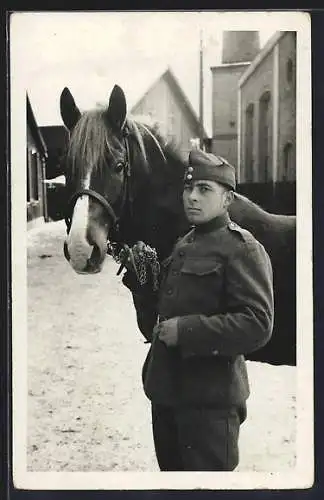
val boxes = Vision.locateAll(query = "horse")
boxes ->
[60,84,296,367]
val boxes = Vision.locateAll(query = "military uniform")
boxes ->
[123,149,274,471]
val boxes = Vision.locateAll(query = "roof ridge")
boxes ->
[131,66,208,138]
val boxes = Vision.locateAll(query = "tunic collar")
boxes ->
[193,212,231,234]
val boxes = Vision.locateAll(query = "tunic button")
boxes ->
[167,288,173,295]
[179,251,185,257]
[188,166,193,172]
[212,349,219,356]
[186,174,193,180]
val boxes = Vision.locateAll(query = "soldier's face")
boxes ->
[183,180,233,224]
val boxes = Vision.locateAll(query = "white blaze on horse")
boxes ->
[60,85,296,367]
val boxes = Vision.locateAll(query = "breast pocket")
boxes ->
[181,259,223,276]
[180,258,225,307]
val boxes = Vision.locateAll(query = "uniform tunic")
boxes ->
[142,212,274,409]
[124,211,274,470]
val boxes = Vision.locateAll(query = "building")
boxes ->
[39,125,70,221]
[40,125,69,179]
[238,31,296,184]
[27,94,48,228]
[210,32,260,167]
[131,67,208,160]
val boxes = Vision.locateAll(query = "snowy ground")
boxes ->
[26,220,296,472]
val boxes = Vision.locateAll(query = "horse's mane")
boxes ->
[65,107,185,189]
[128,115,186,188]
[66,110,123,183]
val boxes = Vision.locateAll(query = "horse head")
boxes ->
[60,84,187,274]
[60,85,132,273]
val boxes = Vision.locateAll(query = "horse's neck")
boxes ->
[127,143,187,258]
[230,193,271,227]
[230,193,295,256]
[231,193,295,228]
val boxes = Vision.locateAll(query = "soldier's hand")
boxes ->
[120,241,160,292]
[154,317,179,347]
[119,241,146,273]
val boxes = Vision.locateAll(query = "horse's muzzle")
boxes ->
[63,240,104,274]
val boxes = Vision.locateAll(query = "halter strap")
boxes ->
[65,189,118,233]
[64,123,166,242]
[65,132,130,234]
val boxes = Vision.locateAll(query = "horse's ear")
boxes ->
[60,87,81,131]
[106,85,127,131]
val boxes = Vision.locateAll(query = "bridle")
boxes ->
[64,118,167,282]
[64,127,132,244]
[63,121,166,277]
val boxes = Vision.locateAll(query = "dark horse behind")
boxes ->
[60,84,296,367]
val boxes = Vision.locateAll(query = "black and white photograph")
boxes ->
[10,10,313,490]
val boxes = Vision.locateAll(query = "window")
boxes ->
[31,151,39,200]
[26,148,30,202]
[286,58,293,84]
[27,148,39,201]
[283,142,294,181]
[245,104,254,182]
[258,91,272,182]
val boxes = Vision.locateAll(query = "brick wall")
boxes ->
[239,32,296,183]
[211,63,249,167]
[277,32,296,182]
[240,49,274,182]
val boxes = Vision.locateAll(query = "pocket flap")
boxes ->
[181,259,223,276]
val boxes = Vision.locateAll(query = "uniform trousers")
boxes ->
[151,403,246,471]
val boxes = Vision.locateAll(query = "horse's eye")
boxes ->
[115,162,124,173]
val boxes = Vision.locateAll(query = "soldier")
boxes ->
[123,148,274,471]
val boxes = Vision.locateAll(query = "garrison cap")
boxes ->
[185,149,236,191]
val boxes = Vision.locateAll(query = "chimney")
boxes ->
[222,31,260,64]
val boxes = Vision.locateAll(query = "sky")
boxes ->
[10,11,294,134]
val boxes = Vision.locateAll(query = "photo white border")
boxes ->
[10,10,313,490]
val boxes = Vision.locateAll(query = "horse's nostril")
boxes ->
[63,242,70,261]
[83,244,102,273]
[89,243,101,264]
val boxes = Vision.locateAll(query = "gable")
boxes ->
[132,76,199,138]
[131,69,208,139]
